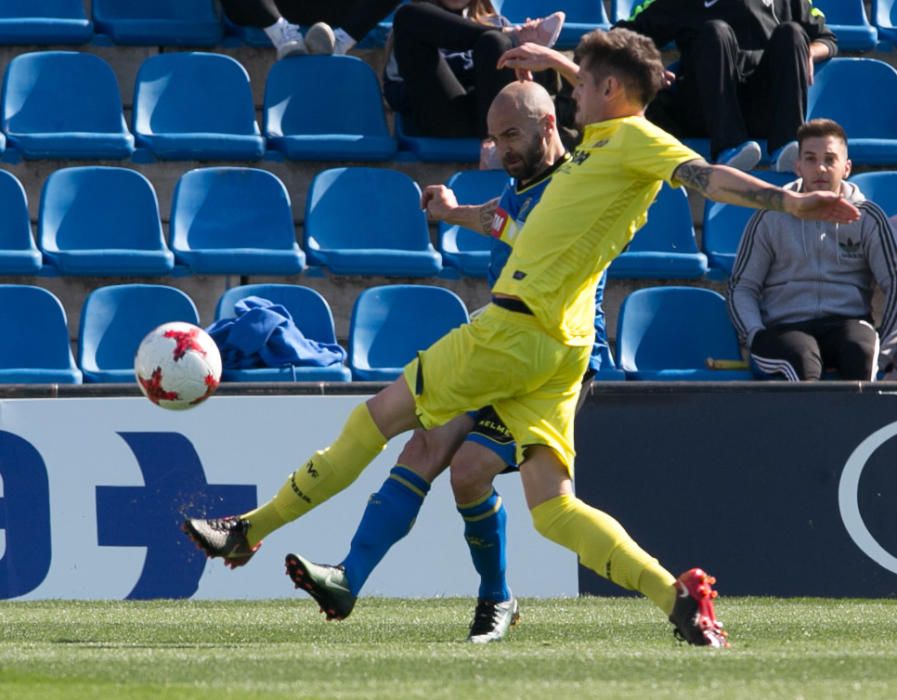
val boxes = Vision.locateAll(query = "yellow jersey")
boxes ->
[491,115,700,345]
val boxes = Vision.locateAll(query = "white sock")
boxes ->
[333,27,357,55]
[263,17,289,44]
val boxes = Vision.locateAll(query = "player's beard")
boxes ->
[503,133,545,182]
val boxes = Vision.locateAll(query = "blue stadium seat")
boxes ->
[439,169,511,277]
[0,170,41,274]
[215,284,351,382]
[702,171,794,278]
[0,0,92,44]
[848,171,897,216]
[39,166,173,275]
[607,183,708,279]
[264,56,396,161]
[499,0,609,49]
[78,284,200,383]
[1,51,133,159]
[133,52,264,161]
[92,0,222,46]
[349,284,469,381]
[305,167,442,276]
[807,58,897,165]
[0,285,81,384]
[394,113,480,163]
[170,167,305,275]
[616,286,751,381]
[813,0,877,51]
[873,0,897,45]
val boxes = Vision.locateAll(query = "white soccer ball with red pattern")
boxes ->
[134,322,222,410]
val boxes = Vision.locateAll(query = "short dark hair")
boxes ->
[797,118,848,151]
[575,28,663,107]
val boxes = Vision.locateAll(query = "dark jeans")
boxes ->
[750,317,879,381]
[220,0,400,41]
[392,2,515,139]
[649,20,810,158]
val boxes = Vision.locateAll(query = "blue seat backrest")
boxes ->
[0,285,72,367]
[2,51,124,134]
[0,170,33,249]
[813,0,871,25]
[264,56,389,137]
[216,284,338,344]
[616,286,741,371]
[441,169,511,251]
[133,52,257,135]
[79,284,200,372]
[0,0,88,19]
[39,166,163,250]
[350,285,469,370]
[849,172,897,216]
[305,168,429,250]
[808,59,897,137]
[170,167,295,250]
[500,0,608,24]
[627,183,696,253]
[93,0,218,21]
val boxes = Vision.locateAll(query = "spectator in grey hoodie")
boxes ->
[728,118,897,381]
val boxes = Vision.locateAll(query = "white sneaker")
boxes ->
[305,22,336,55]
[771,141,799,173]
[273,21,306,60]
[717,140,762,172]
[513,11,565,49]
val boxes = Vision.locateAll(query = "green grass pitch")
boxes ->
[2,597,896,699]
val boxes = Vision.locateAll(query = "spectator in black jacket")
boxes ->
[615,0,837,172]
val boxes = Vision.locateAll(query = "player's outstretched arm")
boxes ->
[497,43,579,85]
[673,159,861,224]
[421,184,499,236]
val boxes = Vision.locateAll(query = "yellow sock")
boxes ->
[530,494,676,615]
[241,402,387,546]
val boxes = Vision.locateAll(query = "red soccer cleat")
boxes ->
[668,568,730,648]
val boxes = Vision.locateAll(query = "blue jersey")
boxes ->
[487,156,609,371]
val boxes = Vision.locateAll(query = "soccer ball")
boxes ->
[134,322,222,410]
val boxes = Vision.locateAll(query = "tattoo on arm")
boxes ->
[478,199,499,234]
[673,160,713,194]
[674,158,786,212]
[719,186,786,212]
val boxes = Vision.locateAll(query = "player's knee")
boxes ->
[396,430,443,480]
[450,457,490,502]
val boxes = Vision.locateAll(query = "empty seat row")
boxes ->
[0,282,473,384]
[0,163,717,280]
[0,51,395,162]
[4,51,897,164]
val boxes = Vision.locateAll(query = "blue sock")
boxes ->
[341,466,430,596]
[458,489,510,601]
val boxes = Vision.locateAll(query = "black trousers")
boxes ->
[392,2,515,139]
[750,317,879,381]
[649,20,810,159]
[219,0,400,41]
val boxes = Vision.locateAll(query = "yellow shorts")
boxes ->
[402,303,589,472]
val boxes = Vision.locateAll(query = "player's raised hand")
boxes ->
[421,184,459,221]
[498,43,562,74]
[785,190,861,224]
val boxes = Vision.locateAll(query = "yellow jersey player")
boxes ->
[185,28,859,646]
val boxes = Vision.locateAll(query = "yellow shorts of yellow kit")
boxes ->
[402,303,589,471]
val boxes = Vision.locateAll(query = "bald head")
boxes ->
[488,81,557,124]
[486,81,565,182]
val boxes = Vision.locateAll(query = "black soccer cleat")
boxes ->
[669,568,730,648]
[285,553,357,620]
[182,516,260,569]
[467,597,521,643]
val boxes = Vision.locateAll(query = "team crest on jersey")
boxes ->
[571,150,591,166]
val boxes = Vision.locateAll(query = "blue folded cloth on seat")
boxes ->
[207,295,346,370]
